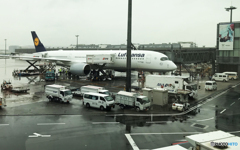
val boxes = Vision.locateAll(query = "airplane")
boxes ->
[13,31,177,80]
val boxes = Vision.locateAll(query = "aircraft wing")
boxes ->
[9,55,71,62]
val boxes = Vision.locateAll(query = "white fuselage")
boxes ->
[32,50,177,72]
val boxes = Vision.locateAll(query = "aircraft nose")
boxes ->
[170,62,177,70]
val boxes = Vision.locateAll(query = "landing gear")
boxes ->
[88,69,115,81]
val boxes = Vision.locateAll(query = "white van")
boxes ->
[212,73,229,82]
[83,93,115,110]
[205,81,217,91]
[223,72,238,80]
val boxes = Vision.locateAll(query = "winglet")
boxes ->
[31,31,46,52]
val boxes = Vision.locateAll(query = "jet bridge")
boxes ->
[86,54,115,64]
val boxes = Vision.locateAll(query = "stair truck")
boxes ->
[115,91,151,111]
[45,84,72,103]
[145,75,198,103]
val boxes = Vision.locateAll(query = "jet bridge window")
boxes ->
[160,57,169,61]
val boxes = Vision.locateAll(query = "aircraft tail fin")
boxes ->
[31,31,46,52]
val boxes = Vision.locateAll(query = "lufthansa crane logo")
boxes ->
[34,37,39,46]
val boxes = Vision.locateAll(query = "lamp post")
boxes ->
[75,35,79,49]
[4,39,7,56]
[225,6,237,23]
[126,0,132,92]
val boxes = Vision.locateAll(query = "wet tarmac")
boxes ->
[0,59,240,149]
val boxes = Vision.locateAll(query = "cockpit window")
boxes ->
[160,57,169,61]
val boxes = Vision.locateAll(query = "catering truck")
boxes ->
[80,85,110,96]
[45,84,72,103]
[115,91,150,111]
[145,75,198,102]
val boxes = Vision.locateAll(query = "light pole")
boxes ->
[4,39,7,55]
[75,35,79,49]
[126,0,132,92]
[225,6,237,23]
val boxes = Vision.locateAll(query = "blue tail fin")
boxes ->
[31,31,46,52]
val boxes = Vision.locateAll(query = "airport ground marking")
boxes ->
[28,133,51,138]
[125,134,140,150]
[37,123,65,125]
[146,121,171,124]
[0,124,9,126]
[92,122,119,124]
[130,132,202,135]
[220,109,226,114]
[230,102,235,106]
[196,117,214,122]
[228,131,240,134]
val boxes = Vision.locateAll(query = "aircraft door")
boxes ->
[146,55,151,64]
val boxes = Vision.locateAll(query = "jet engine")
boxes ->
[69,63,91,76]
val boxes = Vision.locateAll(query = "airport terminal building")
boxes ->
[216,21,240,75]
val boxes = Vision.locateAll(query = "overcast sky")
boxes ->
[0,0,239,49]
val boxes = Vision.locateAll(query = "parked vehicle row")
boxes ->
[45,84,150,112]
[211,71,238,82]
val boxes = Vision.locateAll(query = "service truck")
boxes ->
[80,85,110,96]
[45,70,55,81]
[66,86,81,96]
[115,91,151,111]
[45,84,72,103]
[145,75,198,102]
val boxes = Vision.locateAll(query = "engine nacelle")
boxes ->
[69,63,91,76]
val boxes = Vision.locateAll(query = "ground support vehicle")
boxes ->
[82,92,115,110]
[86,54,115,81]
[223,71,238,80]
[1,80,13,90]
[80,85,110,96]
[172,102,190,111]
[145,75,198,102]
[115,91,150,111]
[211,73,229,82]
[205,81,217,91]
[66,86,81,96]
[11,87,30,93]
[45,70,55,81]
[45,84,72,103]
